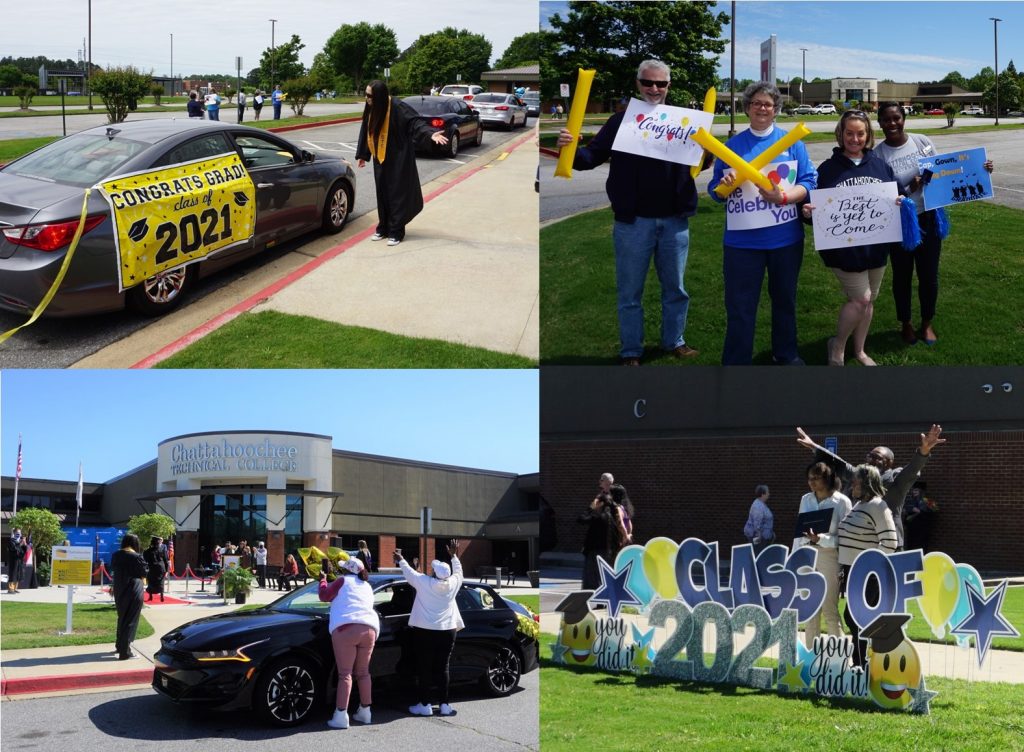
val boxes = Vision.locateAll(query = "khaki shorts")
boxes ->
[831,266,885,302]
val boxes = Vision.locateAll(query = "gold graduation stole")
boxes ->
[367,97,391,164]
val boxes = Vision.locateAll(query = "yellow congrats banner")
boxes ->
[98,153,256,291]
[554,68,596,179]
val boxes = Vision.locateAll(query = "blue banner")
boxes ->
[920,147,992,210]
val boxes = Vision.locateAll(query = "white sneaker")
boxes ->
[352,705,372,724]
[370,233,385,241]
[439,703,455,716]
[387,237,402,247]
[327,709,349,729]
[408,702,433,716]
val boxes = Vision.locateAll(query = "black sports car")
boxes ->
[402,95,484,158]
[152,575,539,727]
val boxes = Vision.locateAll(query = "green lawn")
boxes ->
[539,632,1024,752]
[156,310,535,368]
[505,594,540,614]
[540,197,1024,365]
[0,600,154,649]
[0,136,59,162]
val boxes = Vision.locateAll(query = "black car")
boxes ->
[152,575,539,727]
[402,95,483,158]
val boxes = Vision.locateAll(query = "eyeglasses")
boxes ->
[749,101,775,110]
[365,94,373,100]
[638,79,669,88]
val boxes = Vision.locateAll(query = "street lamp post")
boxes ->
[87,0,93,110]
[729,0,736,137]
[170,33,174,95]
[990,17,1002,126]
[800,48,808,106]
[269,18,278,91]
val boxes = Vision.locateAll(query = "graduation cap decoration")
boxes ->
[554,591,595,624]
[861,613,912,653]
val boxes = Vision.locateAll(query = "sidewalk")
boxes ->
[76,128,539,368]
[538,568,1024,684]
[0,575,540,698]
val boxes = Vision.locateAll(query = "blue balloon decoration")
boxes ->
[949,563,984,648]
[615,545,654,607]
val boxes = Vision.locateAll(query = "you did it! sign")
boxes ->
[611,99,714,166]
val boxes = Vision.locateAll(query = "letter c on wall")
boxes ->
[633,399,646,419]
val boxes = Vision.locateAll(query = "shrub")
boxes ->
[90,66,153,123]
[283,76,318,116]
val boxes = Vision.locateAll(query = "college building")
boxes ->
[2,430,539,579]
[541,368,1023,575]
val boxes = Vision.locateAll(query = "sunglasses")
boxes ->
[842,109,867,119]
[638,79,669,88]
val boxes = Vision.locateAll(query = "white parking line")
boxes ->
[300,140,358,152]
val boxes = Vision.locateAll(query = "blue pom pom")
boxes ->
[900,197,921,250]
[935,207,950,239]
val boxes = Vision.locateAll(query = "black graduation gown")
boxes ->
[143,545,168,594]
[111,548,147,656]
[355,97,435,235]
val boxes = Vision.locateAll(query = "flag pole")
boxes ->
[75,462,83,528]
[12,433,22,515]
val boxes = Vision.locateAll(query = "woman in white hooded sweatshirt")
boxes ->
[396,538,464,717]
[318,557,380,729]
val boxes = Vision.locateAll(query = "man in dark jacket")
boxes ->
[557,59,701,366]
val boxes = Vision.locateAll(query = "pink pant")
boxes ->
[331,623,376,710]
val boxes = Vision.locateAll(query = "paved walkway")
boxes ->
[0,576,539,698]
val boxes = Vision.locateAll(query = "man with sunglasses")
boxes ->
[795,424,946,550]
[556,60,701,366]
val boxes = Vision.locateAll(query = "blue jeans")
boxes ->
[207,108,219,121]
[612,216,691,359]
[722,240,803,365]
[273,101,282,119]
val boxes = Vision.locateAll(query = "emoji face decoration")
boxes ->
[554,591,599,666]
[862,613,921,710]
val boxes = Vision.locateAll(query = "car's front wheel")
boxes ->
[126,265,195,316]
[475,124,484,147]
[479,644,521,697]
[447,131,460,158]
[322,181,352,234]
[254,655,321,727]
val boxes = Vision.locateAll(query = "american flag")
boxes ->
[16,434,22,479]
[168,538,175,575]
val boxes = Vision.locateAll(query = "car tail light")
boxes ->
[430,118,445,128]
[463,94,473,100]
[495,106,509,111]
[2,214,106,252]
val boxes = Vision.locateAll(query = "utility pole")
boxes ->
[269,18,278,90]
[800,48,808,106]
[990,17,1002,126]
[87,0,93,110]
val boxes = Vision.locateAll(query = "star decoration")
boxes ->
[588,557,641,618]
[950,580,1020,668]
[908,676,939,714]
[796,639,816,687]
[778,661,808,693]
[550,640,568,665]
[632,645,654,673]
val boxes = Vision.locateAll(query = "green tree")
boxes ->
[150,83,164,106]
[14,83,36,110]
[259,34,306,90]
[942,101,958,127]
[0,63,26,93]
[968,66,995,93]
[90,66,152,123]
[283,76,318,115]
[308,51,335,91]
[324,22,399,94]
[9,508,66,564]
[495,31,545,68]
[404,27,492,94]
[941,70,968,89]
[983,70,1022,115]
[127,512,176,545]
[544,1,729,108]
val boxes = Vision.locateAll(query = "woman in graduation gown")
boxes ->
[356,80,449,247]
[111,534,148,659]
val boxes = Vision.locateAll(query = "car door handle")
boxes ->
[490,618,515,627]
[256,183,274,188]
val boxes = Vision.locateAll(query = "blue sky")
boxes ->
[541,1,1024,84]
[1,370,538,482]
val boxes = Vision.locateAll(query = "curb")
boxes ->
[2,668,153,696]
[266,115,362,133]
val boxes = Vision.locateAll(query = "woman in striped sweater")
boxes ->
[837,464,897,667]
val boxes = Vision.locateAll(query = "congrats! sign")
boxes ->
[552,538,1018,714]
[610,99,714,166]
[99,153,257,291]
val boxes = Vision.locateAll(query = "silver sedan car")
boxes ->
[0,119,355,317]
[470,93,529,131]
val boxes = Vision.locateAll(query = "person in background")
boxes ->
[254,541,268,588]
[143,536,169,602]
[237,88,247,123]
[319,557,379,728]
[873,102,995,346]
[743,485,775,554]
[795,462,852,647]
[278,553,299,590]
[708,81,817,365]
[6,528,26,594]
[837,464,897,667]
[356,540,374,573]
[204,89,221,121]
[578,491,628,589]
[187,91,204,118]
[356,79,448,247]
[272,84,283,120]
[396,539,464,717]
[252,90,264,121]
[111,533,147,659]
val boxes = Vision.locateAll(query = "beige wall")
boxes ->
[101,461,158,525]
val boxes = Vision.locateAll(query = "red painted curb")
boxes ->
[1,668,152,696]
[131,129,538,368]
[267,115,362,133]
[539,147,559,158]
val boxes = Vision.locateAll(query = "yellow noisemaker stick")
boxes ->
[689,87,717,179]
[711,122,812,198]
[691,128,773,192]
[554,68,596,179]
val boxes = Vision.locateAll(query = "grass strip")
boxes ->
[0,601,154,649]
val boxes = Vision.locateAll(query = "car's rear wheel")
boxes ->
[322,181,352,234]
[254,655,320,727]
[475,124,484,146]
[126,265,195,316]
[448,131,460,158]
[479,644,521,697]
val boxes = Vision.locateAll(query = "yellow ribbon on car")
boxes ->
[0,189,91,344]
